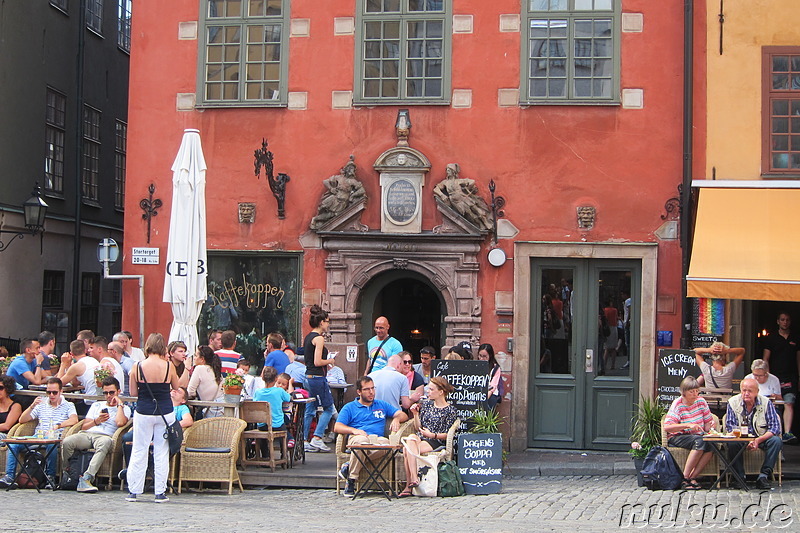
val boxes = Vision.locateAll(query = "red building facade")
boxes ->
[124,0,687,451]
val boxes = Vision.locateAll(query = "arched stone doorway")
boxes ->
[359,271,445,360]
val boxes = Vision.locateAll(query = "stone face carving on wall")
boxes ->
[577,206,596,230]
[433,163,492,232]
[310,155,367,230]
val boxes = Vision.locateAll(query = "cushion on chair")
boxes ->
[184,447,232,453]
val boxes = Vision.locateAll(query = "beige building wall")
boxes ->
[705,1,800,179]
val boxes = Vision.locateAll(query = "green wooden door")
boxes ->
[528,258,640,450]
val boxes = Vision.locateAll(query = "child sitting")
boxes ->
[239,358,264,400]
[254,367,293,449]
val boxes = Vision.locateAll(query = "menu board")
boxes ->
[656,349,702,408]
[432,360,489,432]
[457,433,502,494]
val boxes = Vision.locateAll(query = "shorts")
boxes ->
[667,434,715,452]
[783,391,796,405]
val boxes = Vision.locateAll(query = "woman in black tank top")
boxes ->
[302,305,337,452]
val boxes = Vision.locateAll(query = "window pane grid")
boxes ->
[45,89,67,194]
[82,106,101,202]
[360,9,446,101]
[201,0,287,105]
[767,53,800,172]
[115,120,127,209]
[118,0,132,52]
[530,0,612,11]
[526,13,615,101]
[43,271,65,309]
[87,0,103,33]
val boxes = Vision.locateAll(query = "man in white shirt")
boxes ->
[108,341,133,395]
[113,331,145,363]
[745,359,783,398]
[58,339,101,415]
[61,377,131,492]
[90,337,125,393]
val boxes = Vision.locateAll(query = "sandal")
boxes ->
[407,480,419,488]
[398,488,414,498]
[681,479,701,490]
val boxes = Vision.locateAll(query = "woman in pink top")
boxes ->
[663,376,715,489]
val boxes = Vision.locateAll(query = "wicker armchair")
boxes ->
[178,417,247,495]
[0,420,37,475]
[334,419,414,494]
[63,420,132,490]
[239,401,288,472]
[393,418,460,487]
[661,414,720,478]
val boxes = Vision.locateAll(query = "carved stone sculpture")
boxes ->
[577,206,596,230]
[433,163,492,232]
[310,155,367,229]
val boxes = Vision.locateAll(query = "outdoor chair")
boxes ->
[239,401,289,472]
[660,414,720,479]
[63,419,132,490]
[178,417,246,495]
[335,419,414,495]
[734,441,783,487]
[394,418,460,487]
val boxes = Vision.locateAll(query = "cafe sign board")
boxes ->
[656,349,702,409]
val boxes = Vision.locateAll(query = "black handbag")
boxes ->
[139,364,183,456]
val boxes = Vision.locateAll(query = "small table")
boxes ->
[702,435,755,491]
[290,398,316,465]
[346,443,403,500]
[2,437,62,493]
[328,383,352,411]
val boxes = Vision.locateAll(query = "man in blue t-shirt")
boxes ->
[334,376,408,496]
[366,316,403,373]
[263,332,290,374]
[7,338,47,390]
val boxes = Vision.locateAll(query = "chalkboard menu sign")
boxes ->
[432,360,489,432]
[457,433,502,494]
[656,349,702,408]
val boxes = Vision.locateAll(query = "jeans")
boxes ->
[126,412,174,495]
[727,435,783,479]
[5,443,59,477]
[304,376,335,441]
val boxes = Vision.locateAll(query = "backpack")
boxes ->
[17,450,47,489]
[59,450,95,491]
[437,460,465,497]
[639,446,683,491]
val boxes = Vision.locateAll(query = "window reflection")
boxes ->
[540,269,572,374]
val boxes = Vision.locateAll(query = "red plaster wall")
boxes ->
[123,0,687,355]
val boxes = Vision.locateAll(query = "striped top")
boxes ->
[664,396,713,438]
[30,396,77,433]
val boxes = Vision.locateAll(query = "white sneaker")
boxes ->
[310,437,331,452]
[304,441,318,453]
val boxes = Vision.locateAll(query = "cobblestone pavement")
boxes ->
[3,476,799,532]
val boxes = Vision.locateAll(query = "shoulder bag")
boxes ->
[140,364,183,456]
[366,337,391,375]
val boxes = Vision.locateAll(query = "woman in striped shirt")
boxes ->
[663,376,715,489]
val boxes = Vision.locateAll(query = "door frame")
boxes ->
[510,242,658,452]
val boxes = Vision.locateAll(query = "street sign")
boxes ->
[132,247,159,265]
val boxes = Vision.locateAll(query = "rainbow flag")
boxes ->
[694,298,725,336]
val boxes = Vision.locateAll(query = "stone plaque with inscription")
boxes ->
[385,178,417,224]
[374,147,430,234]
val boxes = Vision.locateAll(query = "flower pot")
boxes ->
[224,385,242,395]
[633,457,645,487]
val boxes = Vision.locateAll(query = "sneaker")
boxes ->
[343,478,355,497]
[125,492,138,502]
[304,441,318,453]
[0,474,15,488]
[338,461,350,481]
[756,475,771,490]
[322,432,336,444]
[310,437,331,452]
[782,432,798,444]
[287,438,295,449]
[154,493,170,503]
[77,473,98,493]
[118,468,127,481]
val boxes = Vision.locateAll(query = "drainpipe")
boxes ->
[71,0,87,336]
[680,0,694,349]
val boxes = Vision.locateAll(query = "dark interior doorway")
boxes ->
[361,273,444,362]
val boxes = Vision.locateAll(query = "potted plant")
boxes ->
[630,396,667,486]
[222,370,246,397]
[94,365,114,387]
[0,355,11,375]
[48,353,60,373]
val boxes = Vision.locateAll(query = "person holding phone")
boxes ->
[61,376,130,492]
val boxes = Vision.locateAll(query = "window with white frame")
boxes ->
[355,0,450,104]
[198,0,289,106]
[118,0,132,52]
[45,88,67,195]
[523,0,619,103]
[82,105,101,203]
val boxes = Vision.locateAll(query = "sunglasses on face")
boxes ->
[102,390,116,395]
[402,360,413,364]
[46,390,60,395]
[0,385,5,391]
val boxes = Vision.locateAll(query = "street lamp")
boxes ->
[0,184,49,252]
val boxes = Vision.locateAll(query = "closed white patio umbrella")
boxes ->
[163,129,207,355]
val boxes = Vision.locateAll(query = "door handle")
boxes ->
[585,349,593,373]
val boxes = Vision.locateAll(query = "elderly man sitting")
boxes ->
[724,377,783,489]
[61,376,130,492]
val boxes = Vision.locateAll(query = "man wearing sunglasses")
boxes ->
[60,376,130,492]
[0,377,78,488]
